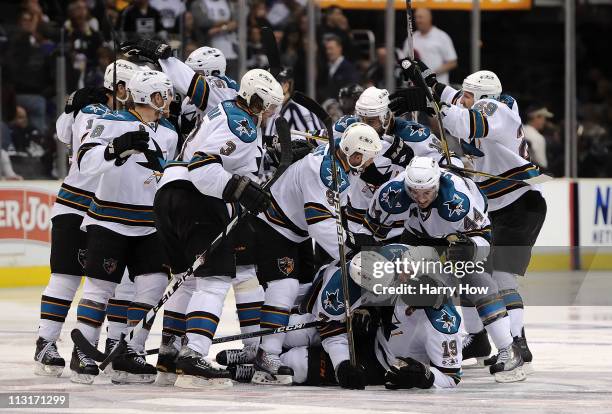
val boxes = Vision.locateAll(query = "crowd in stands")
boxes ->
[0,0,608,179]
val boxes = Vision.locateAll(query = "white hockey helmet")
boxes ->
[339,122,383,171]
[128,70,174,113]
[185,46,226,76]
[238,69,283,114]
[404,156,441,192]
[349,250,392,293]
[354,86,392,134]
[462,70,502,102]
[104,59,141,103]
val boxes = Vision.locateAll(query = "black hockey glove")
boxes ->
[222,174,271,214]
[384,357,435,390]
[399,58,437,88]
[65,87,108,115]
[104,131,150,163]
[446,233,476,262]
[388,86,429,117]
[352,308,381,337]
[382,134,415,168]
[290,139,316,162]
[345,230,379,252]
[120,39,172,63]
[336,360,367,390]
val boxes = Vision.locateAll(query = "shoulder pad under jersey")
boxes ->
[394,118,431,143]
[334,115,358,134]
[221,101,258,143]
[319,153,350,192]
[498,94,516,111]
[81,103,110,116]
[424,304,461,334]
[100,110,137,122]
[377,180,412,214]
[434,173,471,222]
[158,117,177,132]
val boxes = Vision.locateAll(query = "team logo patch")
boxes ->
[77,249,87,269]
[436,309,457,333]
[380,184,404,213]
[277,257,295,276]
[444,194,467,218]
[103,258,118,275]
[234,119,255,138]
[322,288,344,313]
[409,123,428,137]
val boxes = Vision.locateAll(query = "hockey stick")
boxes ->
[260,26,281,78]
[403,0,418,122]
[290,129,328,142]
[72,117,293,370]
[71,320,322,362]
[291,91,357,368]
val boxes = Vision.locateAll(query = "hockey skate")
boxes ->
[229,364,255,383]
[101,337,119,377]
[252,348,293,385]
[34,337,65,377]
[70,344,99,384]
[489,342,526,383]
[216,343,258,367]
[486,330,534,375]
[462,329,491,369]
[111,345,157,384]
[155,334,180,386]
[174,346,233,389]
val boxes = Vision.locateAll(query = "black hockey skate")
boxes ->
[70,344,99,384]
[485,329,533,375]
[462,330,491,369]
[216,343,258,366]
[489,342,526,383]
[101,337,119,377]
[111,345,157,384]
[34,337,65,377]
[229,364,255,383]
[252,348,294,385]
[155,333,180,386]
[174,346,233,389]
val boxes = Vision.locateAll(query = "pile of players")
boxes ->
[33,37,546,390]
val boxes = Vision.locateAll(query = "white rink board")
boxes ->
[1,281,612,414]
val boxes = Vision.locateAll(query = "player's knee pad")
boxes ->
[461,272,499,303]
[133,273,168,306]
[81,277,116,304]
[195,275,232,297]
[233,272,261,294]
[43,273,81,301]
[283,313,320,348]
[265,278,299,309]
[280,346,309,384]
[234,265,257,285]
[113,271,135,300]
[492,270,519,291]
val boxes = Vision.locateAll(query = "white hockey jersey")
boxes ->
[52,104,111,218]
[77,110,178,236]
[257,146,350,260]
[440,85,542,211]
[160,99,263,199]
[363,170,491,249]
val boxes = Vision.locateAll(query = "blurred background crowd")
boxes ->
[0,0,610,180]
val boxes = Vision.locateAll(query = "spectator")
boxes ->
[523,105,554,170]
[150,0,186,33]
[190,0,239,79]
[403,8,457,84]
[64,0,104,85]
[246,25,268,70]
[364,46,387,88]
[6,10,54,133]
[1,121,23,180]
[118,0,165,41]
[317,35,359,102]
[319,6,354,61]
[85,46,113,88]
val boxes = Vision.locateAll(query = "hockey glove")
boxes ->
[382,134,415,167]
[65,87,108,115]
[345,230,379,252]
[104,131,150,164]
[399,58,437,88]
[446,233,476,263]
[120,39,172,63]
[222,174,271,214]
[290,139,316,162]
[336,360,367,390]
[384,357,435,390]
[388,86,429,116]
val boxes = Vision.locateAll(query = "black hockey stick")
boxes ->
[260,26,281,77]
[403,0,418,122]
[291,91,357,368]
[71,117,293,370]
[71,320,322,362]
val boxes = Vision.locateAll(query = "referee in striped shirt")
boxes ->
[264,67,324,140]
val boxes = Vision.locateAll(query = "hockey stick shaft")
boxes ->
[291,91,357,368]
[404,0,418,122]
[290,129,328,142]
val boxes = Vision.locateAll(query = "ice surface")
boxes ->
[1,273,612,414]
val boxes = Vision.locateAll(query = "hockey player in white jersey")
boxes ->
[363,157,525,382]
[34,60,141,377]
[71,70,178,385]
[398,63,546,371]
[243,122,381,384]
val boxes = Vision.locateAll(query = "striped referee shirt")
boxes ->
[265,98,324,140]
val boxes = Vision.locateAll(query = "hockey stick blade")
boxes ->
[261,26,281,77]
[71,329,107,362]
[444,164,553,185]
[292,92,332,127]
[273,117,293,174]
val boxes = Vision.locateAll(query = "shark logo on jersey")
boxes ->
[436,309,457,333]
[323,288,344,313]
[323,167,348,190]
[380,185,402,211]
[234,119,256,139]
[409,124,428,137]
[137,138,167,182]
[444,194,466,218]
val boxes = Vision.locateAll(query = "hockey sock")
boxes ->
[494,271,525,338]
[76,278,117,345]
[233,266,264,347]
[106,272,134,340]
[185,276,231,356]
[162,274,194,351]
[126,273,168,352]
[476,295,512,350]
[460,301,484,334]
[260,278,299,355]
[38,273,81,342]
